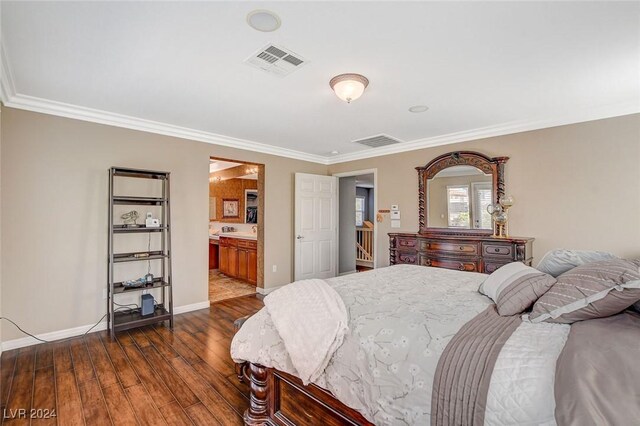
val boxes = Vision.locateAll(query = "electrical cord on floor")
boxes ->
[0,307,136,344]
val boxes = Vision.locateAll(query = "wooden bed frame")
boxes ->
[234,318,373,426]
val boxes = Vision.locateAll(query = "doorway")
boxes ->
[208,157,264,303]
[334,169,378,275]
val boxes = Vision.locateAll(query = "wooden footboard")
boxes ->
[233,317,373,426]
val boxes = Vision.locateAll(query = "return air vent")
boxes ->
[353,134,403,148]
[244,44,307,77]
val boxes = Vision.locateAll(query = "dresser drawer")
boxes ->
[278,379,354,426]
[420,255,478,272]
[397,252,418,265]
[423,240,479,256]
[396,237,417,249]
[238,239,257,249]
[483,243,513,258]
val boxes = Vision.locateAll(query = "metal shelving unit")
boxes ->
[108,167,174,335]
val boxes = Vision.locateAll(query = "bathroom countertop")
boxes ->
[218,232,258,241]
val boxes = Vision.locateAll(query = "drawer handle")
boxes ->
[459,246,465,251]
[424,259,432,267]
[494,248,500,253]
[458,263,466,271]
[302,410,314,419]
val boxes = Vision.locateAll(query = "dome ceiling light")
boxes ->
[329,73,369,103]
[246,10,281,32]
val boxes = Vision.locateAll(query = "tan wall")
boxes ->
[0,107,326,341]
[329,114,640,267]
[0,106,2,351]
[428,174,492,228]
[209,178,258,223]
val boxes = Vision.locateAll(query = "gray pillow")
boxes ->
[479,262,556,316]
[530,259,640,324]
[536,249,618,277]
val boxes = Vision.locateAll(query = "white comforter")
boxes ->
[231,265,570,425]
[264,278,348,384]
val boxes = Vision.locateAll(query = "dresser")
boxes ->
[389,233,533,273]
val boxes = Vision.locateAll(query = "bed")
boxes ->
[232,264,640,426]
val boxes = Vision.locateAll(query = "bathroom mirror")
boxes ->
[245,189,258,224]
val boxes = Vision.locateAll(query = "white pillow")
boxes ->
[536,249,618,277]
[479,262,539,302]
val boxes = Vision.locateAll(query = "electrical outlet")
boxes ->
[272,265,277,272]
[102,289,108,300]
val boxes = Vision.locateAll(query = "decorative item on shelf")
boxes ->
[145,212,160,228]
[487,195,515,238]
[121,210,140,227]
[144,273,154,285]
[329,73,369,103]
[122,277,146,288]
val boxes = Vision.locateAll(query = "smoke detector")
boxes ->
[244,44,307,77]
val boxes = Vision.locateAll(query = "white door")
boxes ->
[471,182,493,229]
[294,173,338,281]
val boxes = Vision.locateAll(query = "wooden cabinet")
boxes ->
[219,244,229,275]
[247,249,258,285]
[219,236,257,285]
[389,233,533,274]
[208,239,219,270]
[237,248,248,281]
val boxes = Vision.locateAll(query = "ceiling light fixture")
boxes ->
[329,73,369,103]
[246,10,281,32]
[330,150,339,155]
[409,105,429,113]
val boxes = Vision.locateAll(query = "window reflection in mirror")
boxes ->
[427,165,493,229]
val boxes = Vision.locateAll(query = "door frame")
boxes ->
[332,168,379,271]
[209,156,265,290]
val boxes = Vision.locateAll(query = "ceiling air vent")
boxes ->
[244,44,307,77]
[353,134,403,148]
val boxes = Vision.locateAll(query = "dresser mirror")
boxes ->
[417,151,509,234]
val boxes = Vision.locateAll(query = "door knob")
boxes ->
[296,235,304,240]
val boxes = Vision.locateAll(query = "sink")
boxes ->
[218,232,258,241]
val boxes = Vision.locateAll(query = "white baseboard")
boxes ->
[256,284,286,295]
[173,300,210,314]
[1,300,211,351]
[339,270,357,276]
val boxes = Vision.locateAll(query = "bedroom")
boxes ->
[0,1,639,425]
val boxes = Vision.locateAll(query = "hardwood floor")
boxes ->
[0,295,264,425]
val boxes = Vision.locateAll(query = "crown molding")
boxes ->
[326,100,640,164]
[3,91,637,167]
[1,31,636,167]
[2,93,331,164]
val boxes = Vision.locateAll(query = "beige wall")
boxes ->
[330,114,640,267]
[2,107,639,344]
[0,106,3,351]
[0,107,325,341]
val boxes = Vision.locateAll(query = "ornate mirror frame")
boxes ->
[416,151,509,235]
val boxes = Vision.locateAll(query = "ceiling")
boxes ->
[2,2,639,164]
[209,160,242,173]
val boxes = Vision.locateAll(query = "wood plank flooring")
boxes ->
[0,295,264,425]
